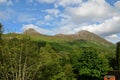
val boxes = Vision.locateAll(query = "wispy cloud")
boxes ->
[0,0,7,3]
[0,0,13,6]
[44,15,52,21]
[106,34,120,43]
[26,0,33,3]
[37,0,55,3]
[45,9,60,17]
[17,14,36,23]
[0,8,15,20]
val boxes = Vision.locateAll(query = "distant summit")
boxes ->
[24,28,41,35]
[23,29,113,45]
[56,30,113,45]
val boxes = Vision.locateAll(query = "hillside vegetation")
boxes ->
[4,29,115,54]
[1,28,116,80]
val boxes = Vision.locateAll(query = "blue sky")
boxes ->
[0,0,120,43]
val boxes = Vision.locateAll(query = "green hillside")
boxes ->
[1,29,116,80]
[4,29,116,57]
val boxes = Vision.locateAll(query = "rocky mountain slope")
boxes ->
[56,30,113,45]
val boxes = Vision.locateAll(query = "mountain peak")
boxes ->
[76,30,99,38]
[74,30,113,45]
[56,30,113,45]
[24,28,41,35]
[77,30,93,35]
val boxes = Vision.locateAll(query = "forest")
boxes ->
[0,23,119,80]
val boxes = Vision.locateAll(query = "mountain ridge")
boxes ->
[4,28,115,55]
[55,30,113,45]
[23,28,113,45]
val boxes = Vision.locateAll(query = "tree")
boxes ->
[38,43,65,80]
[36,43,75,80]
[0,23,3,54]
[0,37,42,80]
[116,42,120,70]
[73,47,111,80]
[0,23,2,43]
[0,23,3,79]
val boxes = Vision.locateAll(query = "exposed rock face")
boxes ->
[24,28,41,35]
[74,30,104,41]
[55,30,113,45]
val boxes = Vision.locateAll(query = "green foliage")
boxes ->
[116,42,120,70]
[0,28,116,80]
[0,23,2,42]
[0,23,3,52]
[0,37,75,80]
[0,23,3,79]
[73,47,111,80]
[0,38,41,80]
[37,44,75,80]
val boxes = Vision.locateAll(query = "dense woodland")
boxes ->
[0,23,119,80]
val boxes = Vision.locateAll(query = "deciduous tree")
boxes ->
[116,42,120,70]
[73,47,111,80]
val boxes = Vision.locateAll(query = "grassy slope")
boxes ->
[3,33,116,57]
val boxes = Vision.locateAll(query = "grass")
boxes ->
[3,33,116,56]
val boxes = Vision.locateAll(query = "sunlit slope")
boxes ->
[4,29,115,55]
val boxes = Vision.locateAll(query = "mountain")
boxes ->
[55,30,113,46]
[23,28,41,35]
[3,29,115,56]
[5,29,113,46]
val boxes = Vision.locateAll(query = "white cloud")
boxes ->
[7,1,13,6]
[115,1,120,10]
[48,15,120,42]
[44,15,52,21]
[36,0,82,7]
[34,0,120,40]
[17,14,36,23]
[22,24,52,35]
[54,0,82,7]
[37,0,55,3]
[1,0,119,43]
[106,34,120,43]
[0,12,9,20]
[115,1,120,9]
[0,8,15,20]
[0,0,7,3]
[43,0,120,43]
[36,20,45,25]
[0,0,13,6]
[107,34,120,39]
[53,24,77,34]
[26,0,33,3]
[79,16,120,36]
[45,9,60,17]
[65,0,114,24]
